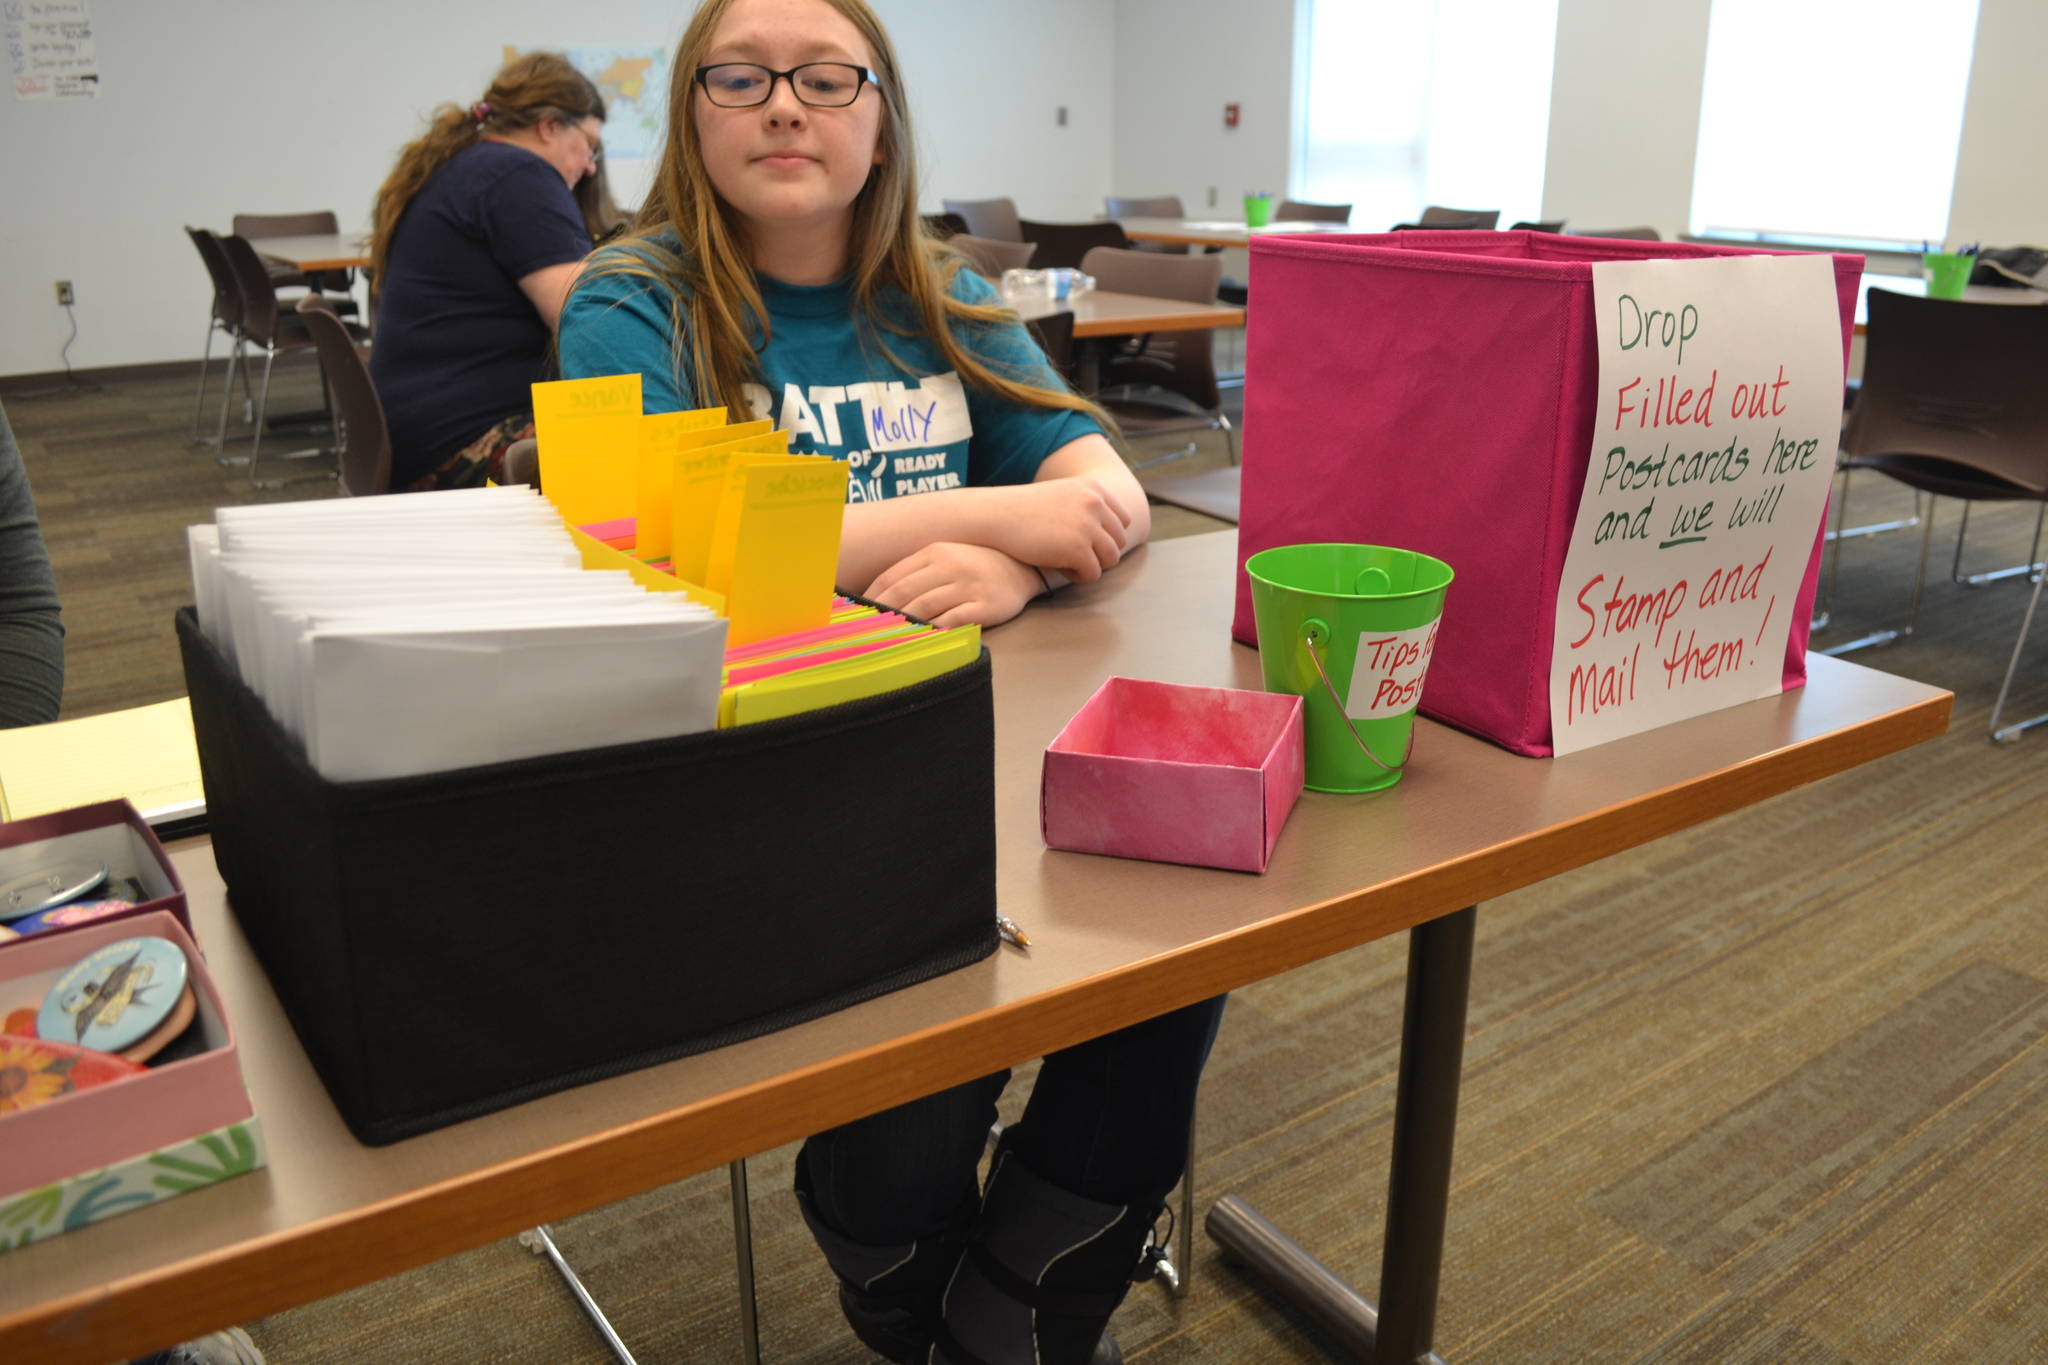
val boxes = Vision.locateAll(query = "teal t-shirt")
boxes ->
[557,239,1100,503]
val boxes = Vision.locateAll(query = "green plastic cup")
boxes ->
[1924,252,1974,299]
[1244,194,1275,229]
[1246,543,1455,793]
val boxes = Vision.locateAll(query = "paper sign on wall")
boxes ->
[1548,254,1844,755]
[8,0,99,100]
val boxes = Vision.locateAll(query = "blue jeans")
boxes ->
[799,995,1228,1246]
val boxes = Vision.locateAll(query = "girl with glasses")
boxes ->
[558,3,1221,1362]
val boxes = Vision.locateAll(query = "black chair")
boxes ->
[1024,308,1076,383]
[1105,195,1182,220]
[941,198,1023,242]
[1822,288,2048,741]
[295,297,390,496]
[950,233,1037,281]
[1106,196,1189,255]
[502,438,541,489]
[1510,220,1566,234]
[1418,205,1499,228]
[1079,246,1234,468]
[231,211,360,310]
[1023,219,1130,270]
[922,212,969,239]
[1393,212,1494,232]
[1569,225,1661,241]
[183,226,252,448]
[1275,199,1351,224]
[218,234,367,485]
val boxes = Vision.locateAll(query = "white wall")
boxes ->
[1110,0,1297,218]
[0,0,1113,377]
[1541,0,1712,235]
[886,0,1113,221]
[1543,0,2048,248]
[1946,0,2048,247]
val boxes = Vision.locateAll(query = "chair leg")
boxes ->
[1817,466,1852,629]
[1822,467,1920,542]
[1129,441,1198,472]
[730,1159,763,1365]
[1820,498,1936,656]
[1951,502,2047,587]
[1990,550,2048,743]
[1174,1123,1196,1296]
[191,323,218,445]
[214,338,249,463]
[518,1224,638,1363]
[248,348,276,484]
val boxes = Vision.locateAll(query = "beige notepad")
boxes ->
[0,698,203,823]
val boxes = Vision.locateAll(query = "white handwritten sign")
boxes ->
[1345,619,1441,719]
[1547,254,1843,755]
[8,0,97,100]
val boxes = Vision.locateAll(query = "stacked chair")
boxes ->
[1822,287,2048,741]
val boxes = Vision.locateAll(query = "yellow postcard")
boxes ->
[668,426,785,585]
[532,374,642,529]
[711,458,850,645]
[631,407,727,560]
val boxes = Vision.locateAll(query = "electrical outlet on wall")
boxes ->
[54,280,74,306]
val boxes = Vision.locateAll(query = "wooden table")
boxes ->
[249,233,370,274]
[0,532,1948,1364]
[1010,288,1244,338]
[1855,273,2044,333]
[1119,217,1357,250]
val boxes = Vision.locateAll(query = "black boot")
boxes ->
[797,1161,976,1365]
[931,1148,1158,1365]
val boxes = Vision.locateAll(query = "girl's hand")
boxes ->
[866,542,1046,627]
[982,478,1132,583]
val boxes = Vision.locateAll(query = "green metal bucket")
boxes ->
[1245,543,1455,793]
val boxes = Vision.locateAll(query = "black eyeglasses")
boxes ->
[694,62,878,109]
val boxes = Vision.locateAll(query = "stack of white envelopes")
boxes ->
[186,487,728,781]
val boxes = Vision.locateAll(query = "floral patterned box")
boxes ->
[0,910,264,1251]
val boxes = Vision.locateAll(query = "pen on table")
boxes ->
[997,914,1032,949]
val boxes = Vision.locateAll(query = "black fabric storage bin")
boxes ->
[176,607,998,1144]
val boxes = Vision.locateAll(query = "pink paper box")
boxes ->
[1041,678,1305,873]
[0,798,189,943]
[0,909,265,1248]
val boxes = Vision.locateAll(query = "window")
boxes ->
[1688,0,1981,249]
[1292,0,1561,229]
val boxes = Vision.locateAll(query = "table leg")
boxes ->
[1207,904,1476,1365]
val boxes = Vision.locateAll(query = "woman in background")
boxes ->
[368,52,618,491]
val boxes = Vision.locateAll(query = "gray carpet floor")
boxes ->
[4,358,2043,1363]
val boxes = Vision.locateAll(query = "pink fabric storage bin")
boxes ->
[1229,230,1863,756]
[1041,678,1304,873]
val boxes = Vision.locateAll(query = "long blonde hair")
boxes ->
[577,0,1106,430]
[370,52,615,286]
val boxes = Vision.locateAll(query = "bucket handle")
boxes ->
[1302,618,1414,777]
